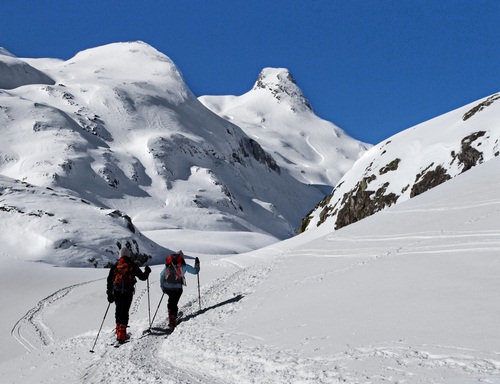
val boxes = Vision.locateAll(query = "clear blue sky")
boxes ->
[2,0,500,144]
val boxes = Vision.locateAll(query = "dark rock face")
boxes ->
[379,158,401,175]
[253,69,313,112]
[463,94,500,121]
[451,131,486,172]
[410,165,451,198]
[239,138,280,173]
[334,178,398,230]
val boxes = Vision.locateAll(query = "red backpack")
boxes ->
[113,257,136,292]
[165,253,186,285]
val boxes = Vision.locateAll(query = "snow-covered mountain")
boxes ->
[0,41,366,266]
[300,93,500,233]
[200,68,369,191]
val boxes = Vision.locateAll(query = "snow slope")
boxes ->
[0,41,368,266]
[0,48,54,89]
[302,92,500,233]
[1,154,499,383]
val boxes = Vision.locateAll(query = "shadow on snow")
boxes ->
[146,294,245,336]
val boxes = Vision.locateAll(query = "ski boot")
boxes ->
[116,323,127,343]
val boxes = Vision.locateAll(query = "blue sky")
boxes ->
[2,0,500,144]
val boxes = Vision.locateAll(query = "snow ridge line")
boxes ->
[11,278,103,353]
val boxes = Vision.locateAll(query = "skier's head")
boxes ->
[120,247,131,257]
[118,247,132,263]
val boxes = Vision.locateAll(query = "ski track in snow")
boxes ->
[11,279,102,353]
[305,134,325,165]
[298,200,500,284]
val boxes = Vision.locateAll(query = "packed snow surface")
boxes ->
[1,155,499,383]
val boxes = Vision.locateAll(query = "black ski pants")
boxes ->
[114,290,134,325]
[164,288,183,317]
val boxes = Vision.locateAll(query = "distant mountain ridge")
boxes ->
[200,68,369,189]
[300,93,500,233]
[0,41,366,266]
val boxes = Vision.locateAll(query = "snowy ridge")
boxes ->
[301,92,500,232]
[0,47,54,89]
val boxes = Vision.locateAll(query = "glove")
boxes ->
[195,257,200,271]
[144,265,151,274]
[107,293,115,303]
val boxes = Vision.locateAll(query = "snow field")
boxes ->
[1,95,500,382]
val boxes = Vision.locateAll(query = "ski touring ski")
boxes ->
[143,311,185,336]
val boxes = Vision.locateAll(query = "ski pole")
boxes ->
[150,292,165,329]
[89,302,111,353]
[147,275,151,330]
[197,272,202,311]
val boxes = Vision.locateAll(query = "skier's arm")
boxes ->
[106,266,116,302]
[106,266,115,295]
[133,264,151,281]
[183,262,199,275]
[159,268,166,291]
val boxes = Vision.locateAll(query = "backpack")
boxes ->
[164,253,186,285]
[113,257,136,292]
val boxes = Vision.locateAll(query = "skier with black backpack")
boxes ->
[160,250,200,330]
[106,247,151,343]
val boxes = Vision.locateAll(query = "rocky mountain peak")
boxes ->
[252,68,312,112]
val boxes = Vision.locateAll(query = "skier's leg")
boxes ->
[114,291,133,342]
[121,291,134,326]
[166,288,183,329]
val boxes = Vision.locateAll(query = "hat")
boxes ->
[119,247,131,257]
